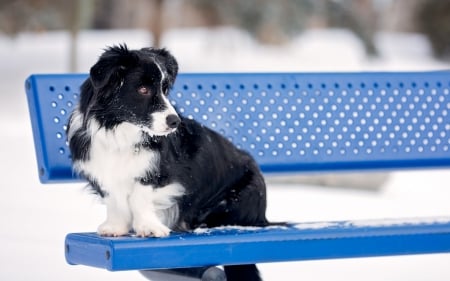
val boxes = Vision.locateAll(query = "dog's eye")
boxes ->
[137,86,150,96]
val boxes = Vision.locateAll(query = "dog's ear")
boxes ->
[154,48,179,88]
[90,44,137,89]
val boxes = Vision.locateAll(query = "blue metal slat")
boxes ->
[25,71,450,182]
[65,217,450,271]
[171,71,450,173]
[25,74,87,182]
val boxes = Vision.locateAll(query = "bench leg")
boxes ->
[140,266,226,281]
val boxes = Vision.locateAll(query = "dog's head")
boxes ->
[83,44,180,136]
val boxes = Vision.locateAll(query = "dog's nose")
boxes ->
[166,114,181,129]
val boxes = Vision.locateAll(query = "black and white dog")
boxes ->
[67,45,270,281]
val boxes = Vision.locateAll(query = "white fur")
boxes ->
[154,57,166,82]
[129,182,185,237]
[67,109,84,141]
[70,114,185,237]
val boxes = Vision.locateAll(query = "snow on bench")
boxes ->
[25,72,450,273]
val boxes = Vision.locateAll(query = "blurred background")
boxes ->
[1,0,450,71]
[1,1,450,281]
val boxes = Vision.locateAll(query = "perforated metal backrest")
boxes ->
[26,71,450,183]
[26,74,86,183]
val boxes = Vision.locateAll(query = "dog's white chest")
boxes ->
[72,119,185,234]
[74,121,158,189]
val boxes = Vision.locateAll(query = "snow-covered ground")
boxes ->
[1,28,450,281]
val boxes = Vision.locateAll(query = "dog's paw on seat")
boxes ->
[133,220,171,237]
[97,221,130,237]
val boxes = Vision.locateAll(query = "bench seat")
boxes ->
[25,71,450,273]
[65,218,450,271]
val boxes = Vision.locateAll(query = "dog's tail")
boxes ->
[224,264,262,281]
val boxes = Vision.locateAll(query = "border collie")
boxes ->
[67,45,270,281]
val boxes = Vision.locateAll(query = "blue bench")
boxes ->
[26,72,450,277]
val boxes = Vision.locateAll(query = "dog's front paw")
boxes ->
[133,221,171,238]
[97,221,130,237]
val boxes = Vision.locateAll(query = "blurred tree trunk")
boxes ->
[150,0,164,47]
[417,0,450,61]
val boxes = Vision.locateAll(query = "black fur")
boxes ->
[142,117,269,230]
[67,44,268,281]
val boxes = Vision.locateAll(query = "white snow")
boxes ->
[292,217,450,230]
[345,216,450,228]
[294,222,341,230]
[1,27,450,281]
[193,225,289,234]
[193,226,264,234]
